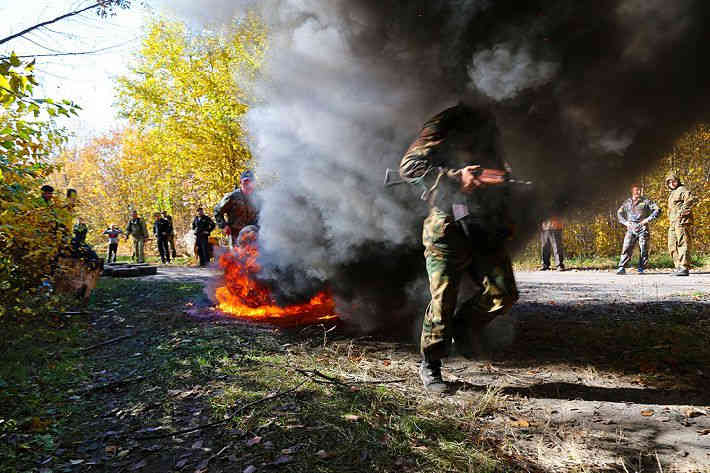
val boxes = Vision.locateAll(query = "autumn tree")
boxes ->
[115,15,266,205]
[0,54,79,317]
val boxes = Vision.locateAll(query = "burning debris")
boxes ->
[214,227,337,326]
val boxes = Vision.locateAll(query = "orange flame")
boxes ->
[215,242,337,326]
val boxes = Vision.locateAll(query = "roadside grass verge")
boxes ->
[513,252,709,271]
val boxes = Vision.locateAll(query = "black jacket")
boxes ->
[192,215,216,236]
[153,218,172,238]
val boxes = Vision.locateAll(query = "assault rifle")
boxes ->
[384,167,532,193]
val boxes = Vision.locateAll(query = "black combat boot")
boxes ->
[419,358,447,393]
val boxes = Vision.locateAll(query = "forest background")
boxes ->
[52,16,709,262]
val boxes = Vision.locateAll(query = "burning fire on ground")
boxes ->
[215,235,337,326]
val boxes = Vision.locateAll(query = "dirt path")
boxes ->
[144,266,710,471]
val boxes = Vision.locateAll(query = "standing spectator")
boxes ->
[103,224,123,263]
[214,169,260,248]
[540,216,565,271]
[615,185,660,275]
[125,210,149,263]
[161,211,177,259]
[666,171,697,276]
[192,207,216,267]
[73,217,88,245]
[153,213,172,264]
[40,184,54,205]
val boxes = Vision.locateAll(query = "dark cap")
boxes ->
[41,185,54,193]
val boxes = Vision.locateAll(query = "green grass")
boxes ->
[514,252,709,271]
[0,278,530,473]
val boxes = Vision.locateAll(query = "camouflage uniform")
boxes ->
[665,171,697,271]
[616,196,660,270]
[214,188,259,247]
[125,217,149,263]
[400,104,519,362]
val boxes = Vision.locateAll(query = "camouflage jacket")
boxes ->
[617,196,660,232]
[125,217,148,240]
[668,185,696,225]
[399,104,510,233]
[213,189,259,233]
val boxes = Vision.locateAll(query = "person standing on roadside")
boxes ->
[103,224,123,263]
[125,210,149,263]
[539,215,565,271]
[161,211,177,259]
[192,207,216,267]
[665,171,697,276]
[214,170,260,249]
[615,185,660,275]
[153,212,172,264]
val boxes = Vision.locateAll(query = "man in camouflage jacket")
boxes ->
[665,171,697,276]
[399,103,518,392]
[125,210,149,263]
[214,170,259,248]
[615,185,660,274]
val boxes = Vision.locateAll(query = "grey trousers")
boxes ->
[618,230,649,269]
[541,230,564,268]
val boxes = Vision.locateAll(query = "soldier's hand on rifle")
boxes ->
[459,165,483,193]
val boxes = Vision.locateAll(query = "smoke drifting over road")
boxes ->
[172,0,709,331]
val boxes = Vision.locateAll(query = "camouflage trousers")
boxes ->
[668,222,692,269]
[420,207,519,361]
[618,229,650,269]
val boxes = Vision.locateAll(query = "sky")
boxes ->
[0,0,176,140]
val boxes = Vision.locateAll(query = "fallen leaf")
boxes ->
[683,408,705,418]
[194,459,209,472]
[641,409,655,417]
[342,414,360,421]
[191,440,203,449]
[511,419,530,428]
[272,455,293,465]
[131,459,147,470]
[246,436,262,447]
[243,466,256,473]
[28,417,51,432]
[316,449,334,459]
[281,446,298,454]
[105,445,118,455]
[176,458,189,468]
[118,450,130,457]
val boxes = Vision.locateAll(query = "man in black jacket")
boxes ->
[192,207,216,267]
[153,213,172,264]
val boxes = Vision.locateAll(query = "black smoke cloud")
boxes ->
[171,0,709,331]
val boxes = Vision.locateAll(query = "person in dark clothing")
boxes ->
[161,211,177,259]
[73,217,88,245]
[153,213,172,264]
[192,207,216,267]
[214,170,260,248]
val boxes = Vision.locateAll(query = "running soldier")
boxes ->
[616,185,660,275]
[399,103,518,392]
[665,171,697,276]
